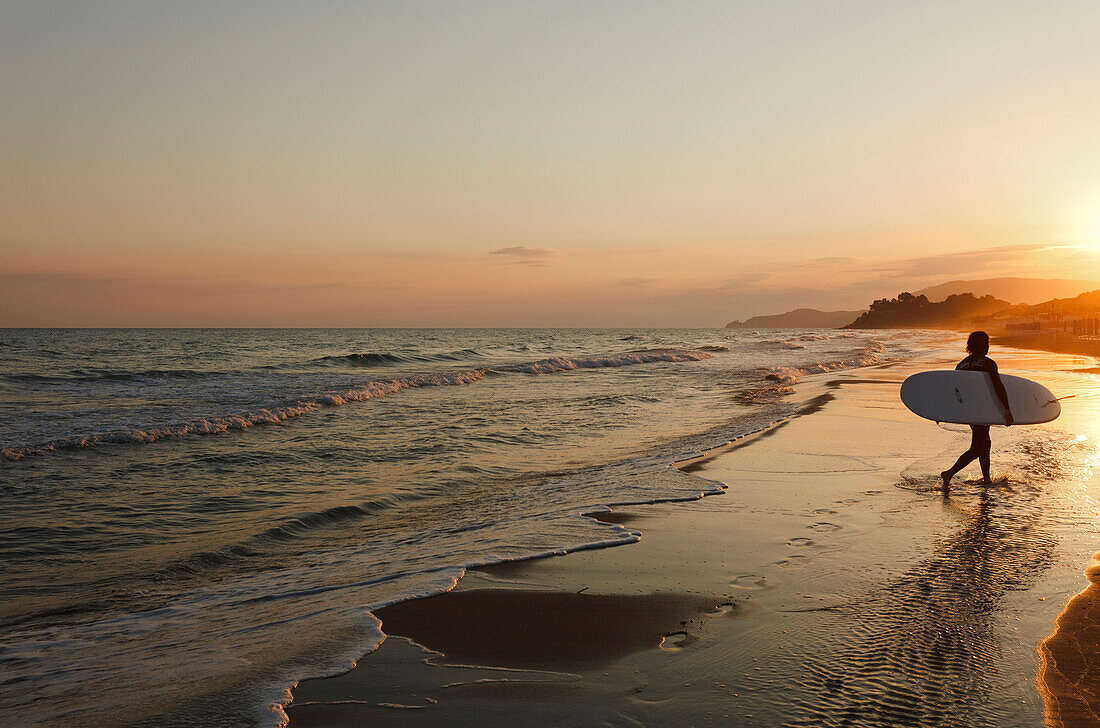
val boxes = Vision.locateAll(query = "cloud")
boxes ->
[489,246,555,265]
[603,247,664,256]
[618,277,660,287]
[810,256,856,264]
[719,272,771,289]
[0,271,131,284]
[869,244,1044,281]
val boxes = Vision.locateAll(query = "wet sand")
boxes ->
[372,590,719,672]
[1039,552,1100,728]
[288,345,1100,727]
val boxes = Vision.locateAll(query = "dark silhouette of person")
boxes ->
[940,331,1013,491]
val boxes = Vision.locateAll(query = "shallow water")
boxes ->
[0,327,928,727]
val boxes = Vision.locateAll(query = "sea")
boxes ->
[0,328,935,727]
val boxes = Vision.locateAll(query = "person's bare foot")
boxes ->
[940,470,952,492]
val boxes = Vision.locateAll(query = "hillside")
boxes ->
[914,278,1100,306]
[724,308,863,329]
[993,289,1100,320]
[844,292,1009,329]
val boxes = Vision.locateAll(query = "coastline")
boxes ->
[0,329,902,728]
[285,341,1100,727]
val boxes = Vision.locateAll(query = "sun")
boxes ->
[1068,201,1100,248]
[1082,203,1100,247]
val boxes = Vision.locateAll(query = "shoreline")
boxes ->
[285,340,1100,727]
[3,329,902,728]
[282,386,837,726]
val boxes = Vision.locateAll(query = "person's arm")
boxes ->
[988,361,1014,426]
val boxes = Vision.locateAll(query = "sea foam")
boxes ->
[1,349,712,461]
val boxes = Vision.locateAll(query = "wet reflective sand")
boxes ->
[1039,552,1100,728]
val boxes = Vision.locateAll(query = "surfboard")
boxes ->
[900,370,1060,425]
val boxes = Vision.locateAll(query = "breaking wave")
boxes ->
[760,339,807,350]
[496,349,710,375]
[311,349,484,367]
[736,344,888,404]
[759,343,887,385]
[1,349,713,462]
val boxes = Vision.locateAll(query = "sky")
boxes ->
[3,0,1100,327]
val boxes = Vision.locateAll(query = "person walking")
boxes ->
[940,331,1014,491]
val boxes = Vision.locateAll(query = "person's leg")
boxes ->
[942,426,982,490]
[976,425,992,483]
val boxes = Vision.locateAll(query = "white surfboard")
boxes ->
[900,370,1060,425]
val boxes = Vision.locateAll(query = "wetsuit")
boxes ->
[946,354,1012,481]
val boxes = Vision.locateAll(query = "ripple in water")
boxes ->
[786,486,1057,727]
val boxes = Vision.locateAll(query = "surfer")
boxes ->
[940,331,1014,491]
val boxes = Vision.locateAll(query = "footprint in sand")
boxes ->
[809,522,841,532]
[772,554,809,568]
[730,573,767,589]
[787,537,816,547]
[659,631,697,651]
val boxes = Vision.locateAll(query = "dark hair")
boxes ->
[966,331,990,356]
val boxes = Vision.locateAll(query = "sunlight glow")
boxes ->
[1075,203,1100,247]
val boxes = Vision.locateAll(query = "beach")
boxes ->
[0,328,898,726]
[8,1,1100,724]
[287,341,1100,727]
[4,329,1100,727]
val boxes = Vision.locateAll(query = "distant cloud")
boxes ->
[719,272,771,289]
[489,246,555,265]
[870,244,1043,281]
[618,277,660,287]
[811,256,856,264]
[0,271,131,284]
[604,247,664,256]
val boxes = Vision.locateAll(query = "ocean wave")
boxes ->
[758,342,887,385]
[311,348,485,367]
[1,349,714,462]
[164,495,427,577]
[313,352,444,367]
[497,349,711,375]
[734,343,887,404]
[736,381,795,404]
[335,352,411,366]
[583,393,663,407]
[2,368,222,384]
[0,370,489,462]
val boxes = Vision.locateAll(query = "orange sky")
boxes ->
[3,2,1100,326]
